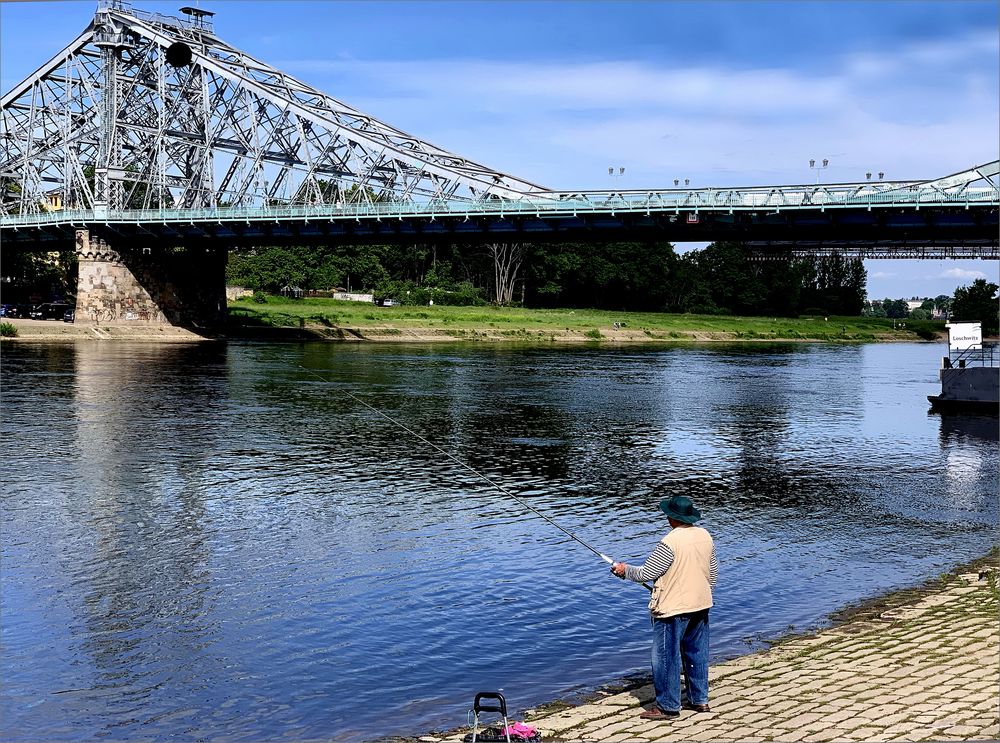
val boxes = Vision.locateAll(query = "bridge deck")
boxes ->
[3,187,997,259]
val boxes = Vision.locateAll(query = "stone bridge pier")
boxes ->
[75,229,226,331]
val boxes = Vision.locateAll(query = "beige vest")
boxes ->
[648,525,714,619]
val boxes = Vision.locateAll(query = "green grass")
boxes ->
[0,322,18,338]
[227,295,945,342]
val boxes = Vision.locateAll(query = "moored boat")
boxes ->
[928,322,999,413]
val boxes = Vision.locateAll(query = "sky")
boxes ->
[1,0,998,299]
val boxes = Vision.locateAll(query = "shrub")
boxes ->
[252,291,268,304]
[0,322,17,337]
[376,279,485,307]
[585,328,603,340]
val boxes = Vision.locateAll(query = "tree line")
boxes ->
[859,279,999,335]
[226,241,868,316]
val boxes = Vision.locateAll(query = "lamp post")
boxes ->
[809,158,829,184]
[608,166,625,189]
[673,178,690,188]
[865,171,885,182]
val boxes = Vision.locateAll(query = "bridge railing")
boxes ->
[554,184,998,209]
[2,185,998,228]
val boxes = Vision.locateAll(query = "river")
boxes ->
[2,340,996,742]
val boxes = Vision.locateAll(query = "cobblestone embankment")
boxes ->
[421,566,999,743]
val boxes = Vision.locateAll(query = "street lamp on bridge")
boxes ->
[608,166,625,188]
[809,158,829,184]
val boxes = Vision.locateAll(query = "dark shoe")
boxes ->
[639,707,680,720]
[683,703,711,712]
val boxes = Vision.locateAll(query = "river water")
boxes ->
[2,341,996,742]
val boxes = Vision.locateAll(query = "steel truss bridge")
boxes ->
[2,1,998,259]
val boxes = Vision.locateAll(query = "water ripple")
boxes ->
[1,341,996,741]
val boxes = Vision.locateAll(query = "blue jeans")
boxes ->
[650,609,710,713]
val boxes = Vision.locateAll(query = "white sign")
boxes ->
[946,321,982,350]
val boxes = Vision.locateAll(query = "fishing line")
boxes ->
[298,364,652,590]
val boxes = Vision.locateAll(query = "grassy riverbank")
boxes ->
[228,295,944,343]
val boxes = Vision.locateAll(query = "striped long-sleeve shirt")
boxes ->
[624,541,718,587]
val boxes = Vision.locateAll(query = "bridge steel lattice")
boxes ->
[1,0,547,217]
[1,1,998,260]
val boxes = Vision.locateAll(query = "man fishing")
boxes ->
[611,495,718,720]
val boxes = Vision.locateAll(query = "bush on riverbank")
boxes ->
[1,322,18,337]
[375,279,486,307]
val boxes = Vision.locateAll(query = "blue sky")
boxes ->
[2,0,998,299]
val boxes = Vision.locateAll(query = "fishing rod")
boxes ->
[298,364,652,591]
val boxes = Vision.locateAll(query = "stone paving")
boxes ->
[424,569,998,743]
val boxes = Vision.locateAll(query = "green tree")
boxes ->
[347,247,391,290]
[951,278,999,335]
[665,252,712,313]
[226,247,309,291]
[800,252,866,315]
[524,241,678,311]
[882,298,909,319]
[0,249,77,303]
[1,176,22,211]
[862,300,887,318]
[684,243,820,316]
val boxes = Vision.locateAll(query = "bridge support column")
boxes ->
[75,229,226,331]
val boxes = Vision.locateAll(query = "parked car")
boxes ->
[63,308,75,323]
[3,304,22,318]
[29,302,71,320]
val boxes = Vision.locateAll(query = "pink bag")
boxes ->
[502,722,539,741]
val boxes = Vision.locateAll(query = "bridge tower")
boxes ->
[92,4,134,215]
[1,1,547,329]
[1,0,545,216]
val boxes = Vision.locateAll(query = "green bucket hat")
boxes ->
[659,495,702,524]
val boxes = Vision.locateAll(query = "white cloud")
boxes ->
[941,268,988,281]
[315,60,847,116]
[278,26,999,190]
[870,271,897,279]
[845,29,998,78]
